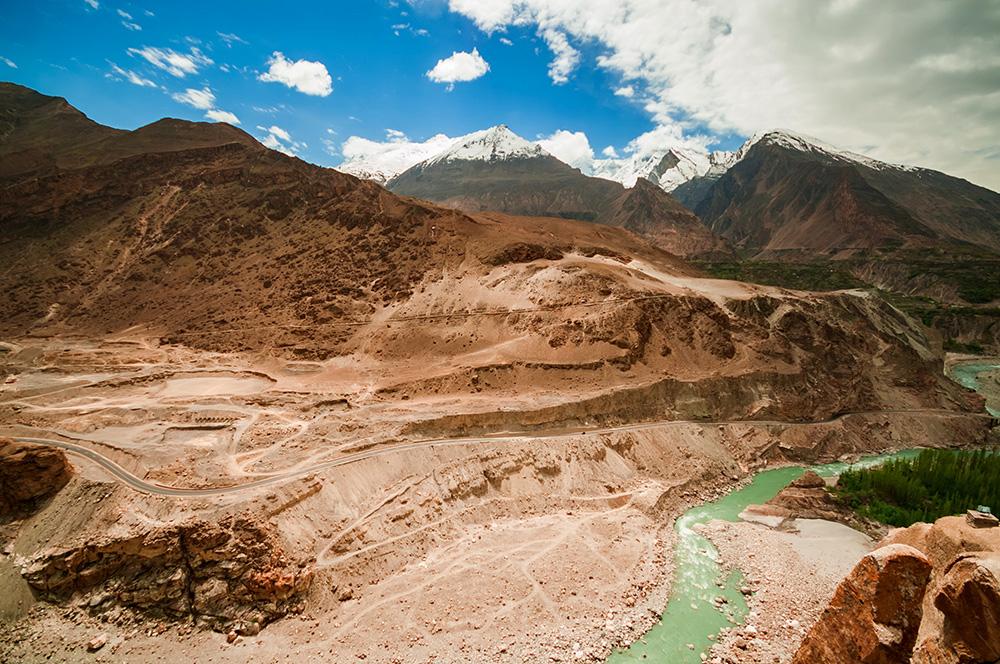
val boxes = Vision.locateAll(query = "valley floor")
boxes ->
[0,337,991,663]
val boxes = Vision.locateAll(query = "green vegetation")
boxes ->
[693,261,865,292]
[835,448,1000,527]
[943,338,985,354]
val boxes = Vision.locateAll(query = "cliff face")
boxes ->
[0,437,71,516]
[790,543,933,664]
[792,516,1000,663]
[18,513,313,633]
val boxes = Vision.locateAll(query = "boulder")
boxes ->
[791,543,932,664]
[913,553,1000,663]
[0,437,71,516]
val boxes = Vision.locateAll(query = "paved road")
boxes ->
[12,408,985,498]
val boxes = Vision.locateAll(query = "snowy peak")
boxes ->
[427,125,547,165]
[753,129,916,173]
[591,145,712,192]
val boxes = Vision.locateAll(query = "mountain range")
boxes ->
[2,81,998,352]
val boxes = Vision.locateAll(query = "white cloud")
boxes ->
[614,85,635,98]
[0,56,17,69]
[84,0,98,9]
[537,129,594,170]
[602,145,619,158]
[425,48,490,89]
[108,63,155,87]
[127,46,212,77]
[446,0,1000,190]
[205,109,240,124]
[217,31,247,47]
[258,51,332,97]
[447,0,514,32]
[499,37,513,46]
[256,125,306,156]
[171,86,216,110]
[265,125,291,142]
[116,9,141,30]
[539,29,579,85]
[339,130,457,179]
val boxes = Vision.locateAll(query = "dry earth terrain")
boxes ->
[0,83,994,662]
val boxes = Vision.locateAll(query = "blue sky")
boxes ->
[0,0,743,169]
[3,1,996,189]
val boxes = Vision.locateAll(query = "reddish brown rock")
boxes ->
[19,513,313,630]
[912,553,1000,664]
[0,437,71,516]
[791,543,932,664]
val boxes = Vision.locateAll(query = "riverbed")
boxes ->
[606,451,918,664]
[948,359,1000,417]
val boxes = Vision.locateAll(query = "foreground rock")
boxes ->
[0,437,71,517]
[18,513,313,631]
[790,543,932,663]
[914,553,1000,663]
[792,516,1000,664]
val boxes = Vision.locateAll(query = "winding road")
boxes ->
[11,408,985,498]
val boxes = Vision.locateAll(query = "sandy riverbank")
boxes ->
[698,517,872,663]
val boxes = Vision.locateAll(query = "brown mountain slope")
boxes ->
[0,82,258,179]
[0,84,991,664]
[694,133,1000,258]
[388,127,726,258]
[0,84,979,423]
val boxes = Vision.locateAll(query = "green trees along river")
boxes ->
[835,448,1000,526]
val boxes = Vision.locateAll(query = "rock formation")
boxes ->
[790,543,933,663]
[913,553,1000,663]
[0,437,71,516]
[18,514,313,632]
[794,516,1000,663]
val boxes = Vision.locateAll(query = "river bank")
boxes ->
[700,517,872,663]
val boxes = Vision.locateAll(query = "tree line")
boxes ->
[835,448,1000,527]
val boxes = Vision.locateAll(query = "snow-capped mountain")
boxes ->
[592,147,711,191]
[337,132,456,186]
[387,124,728,257]
[754,129,919,173]
[425,125,547,165]
[337,125,547,185]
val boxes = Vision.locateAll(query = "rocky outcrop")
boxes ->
[913,553,1000,663]
[18,514,312,631]
[762,470,845,519]
[0,437,71,516]
[794,516,1000,663]
[790,543,932,663]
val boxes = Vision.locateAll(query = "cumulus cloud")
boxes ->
[108,63,155,87]
[0,56,17,69]
[256,125,306,156]
[446,0,1000,189]
[614,85,634,98]
[602,145,619,158]
[171,86,216,110]
[127,46,212,77]
[205,109,240,124]
[425,48,490,89]
[264,125,291,142]
[539,29,579,84]
[339,130,457,177]
[258,51,332,96]
[537,129,594,170]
